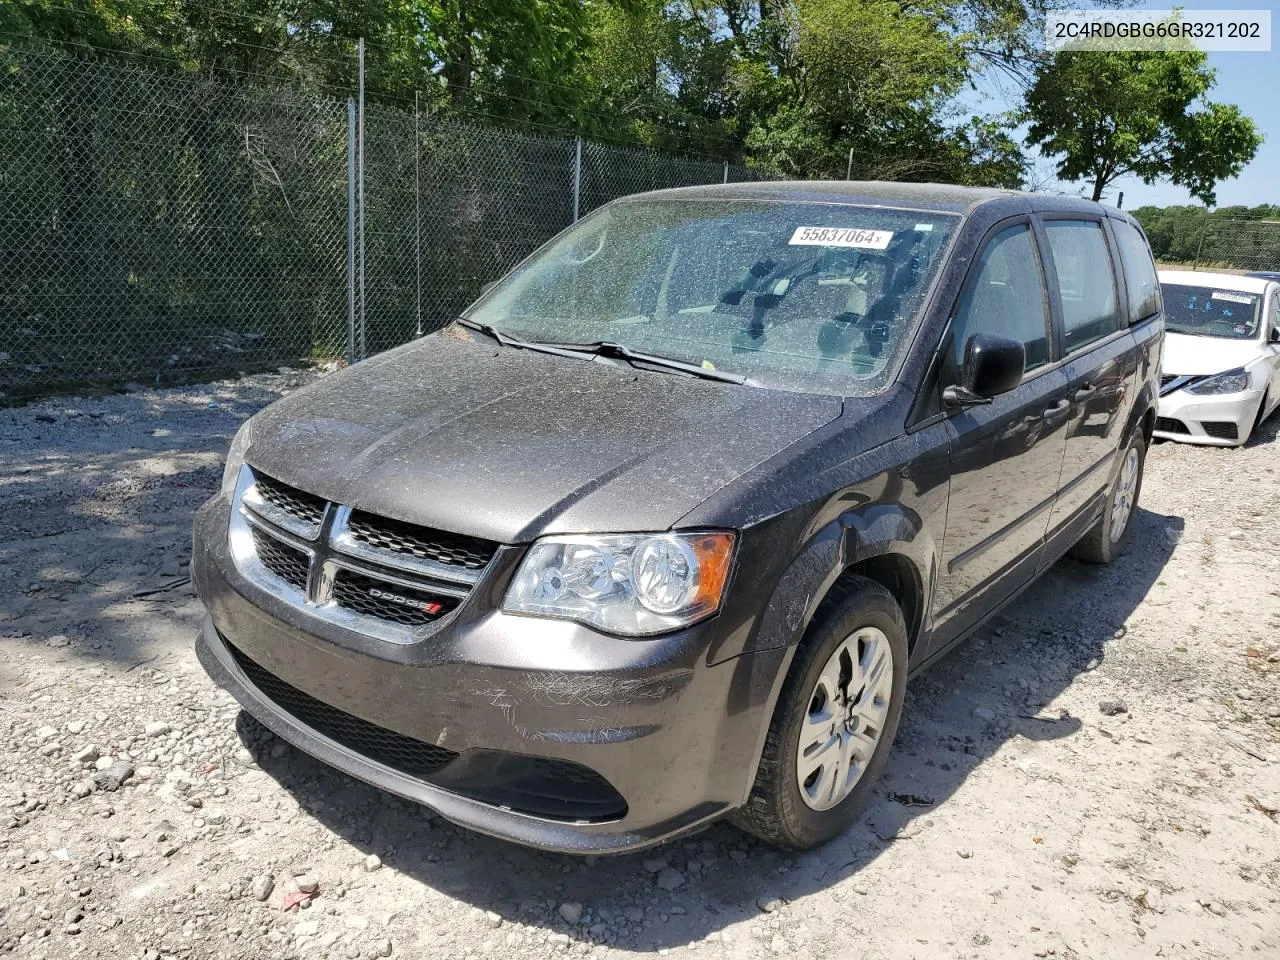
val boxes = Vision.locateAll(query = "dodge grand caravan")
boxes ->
[193,182,1163,853]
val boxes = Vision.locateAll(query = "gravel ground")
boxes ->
[1,371,1277,960]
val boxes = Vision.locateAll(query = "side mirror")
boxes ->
[944,332,1025,407]
[1270,326,1280,343]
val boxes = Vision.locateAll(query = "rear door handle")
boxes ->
[1042,399,1071,424]
[1072,384,1096,402]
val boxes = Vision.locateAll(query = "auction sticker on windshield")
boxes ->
[788,227,893,249]
[1211,290,1255,304]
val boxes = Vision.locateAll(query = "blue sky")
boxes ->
[970,0,1279,209]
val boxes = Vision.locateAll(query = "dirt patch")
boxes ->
[1,376,1277,960]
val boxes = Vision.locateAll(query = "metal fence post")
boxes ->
[1193,207,1210,271]
[846,147,854,180]
[414,90,423,338]
[346,97,357,364]
[723,161,729,184]
[357,38,367,359]
[572,136,582,223]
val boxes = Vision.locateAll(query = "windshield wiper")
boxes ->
[535,339,754,385]
[455,319,602,361]
[457,320,754,385]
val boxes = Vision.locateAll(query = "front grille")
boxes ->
[1155,416,1189,434]
[330,569,458,626]
[251,527,310,590]
[254,474,326,530]
[233,465,500,636]
[1201,420,1239,441]
[226,639,459,779]
[1160,374,1176,387]
[347,511,498,571]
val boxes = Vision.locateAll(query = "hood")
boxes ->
[244,332,843,543]
[1162,332,1266,377]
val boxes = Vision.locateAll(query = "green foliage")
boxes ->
[4,0,1039,183]
[1024,49,1262,205]
[1131,203,1280,267]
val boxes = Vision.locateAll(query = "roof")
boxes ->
[1158,269,1275,294]
[624,179,1117,217]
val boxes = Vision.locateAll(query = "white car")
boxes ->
[1155,270,1280,446]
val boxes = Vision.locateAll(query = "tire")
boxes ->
[731,575,908,849]
[1071,431,1146,564]
[1251,390,1269,438]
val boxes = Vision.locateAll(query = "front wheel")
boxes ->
[732,576,908,849]
[1071,431,1146,564]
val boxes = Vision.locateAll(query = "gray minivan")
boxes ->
[193,182,1163,852]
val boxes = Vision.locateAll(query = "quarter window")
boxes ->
[1112,221,1161,322]
[1044,220,1120,352]
[949,223,1051,375]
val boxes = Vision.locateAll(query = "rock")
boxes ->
[295,919,320,936]
[363,854,382,872]
[973,707,996,722]
[251,874,275,902]
[73,745,100,765]
[93,760,134,792]
[624,906,644,923]
[1227,530,1245,541]
[94,755,115,771]
[756,896,782,913]
[1098,700,1128,716]
[71,781,94,800]
[1235,688,1253,701]
[46,635,70,648]
[655,868,685,891]
[642,857,668,873]
[957,849,973,859]
[559,902,584,925]
[36,725,57,740]
[294,874,319,894]
[143,721,171,737]
[372,939,393,957]
[66,720,87,735]
[484,910,503,929]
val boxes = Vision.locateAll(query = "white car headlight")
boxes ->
[1187,368,1250,395]
[220,419,254,501]
[503,532,736,636]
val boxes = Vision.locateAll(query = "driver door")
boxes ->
[931,219,1071,644]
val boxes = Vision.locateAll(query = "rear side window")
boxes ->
[1112,221,1161,322]
[1043,220,1119,353]
[949,223,1051,374]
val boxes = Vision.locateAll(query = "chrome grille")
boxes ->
[230,466,494,642]
[254,474,326,529]
[251,527,310,590]
[347,511,498,571]
[330,569,459,626]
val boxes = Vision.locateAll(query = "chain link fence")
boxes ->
[1193,217,1280,273]
[1,42,768,398]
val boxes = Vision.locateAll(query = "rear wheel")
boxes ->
[1071,432,1145,564]
[732,576,908,849]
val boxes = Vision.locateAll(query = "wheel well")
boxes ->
[835,553,923,655]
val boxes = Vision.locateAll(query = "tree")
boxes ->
[1023,49,1262,204]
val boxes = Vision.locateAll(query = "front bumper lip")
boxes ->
[197,619,724,854]
[1154,386,1262,446]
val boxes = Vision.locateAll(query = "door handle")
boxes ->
[1072,384,1097,402]
[1042,399,1071,424]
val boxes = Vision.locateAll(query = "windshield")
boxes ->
[465,199,960,395]
[1162,284,1262,340]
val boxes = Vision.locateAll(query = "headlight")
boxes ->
[220,419,253,500]
[503,532,735,636]
[1187,368,1250,395]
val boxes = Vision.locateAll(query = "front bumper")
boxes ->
[1154,387,1263,446]
[192,496,787,854]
